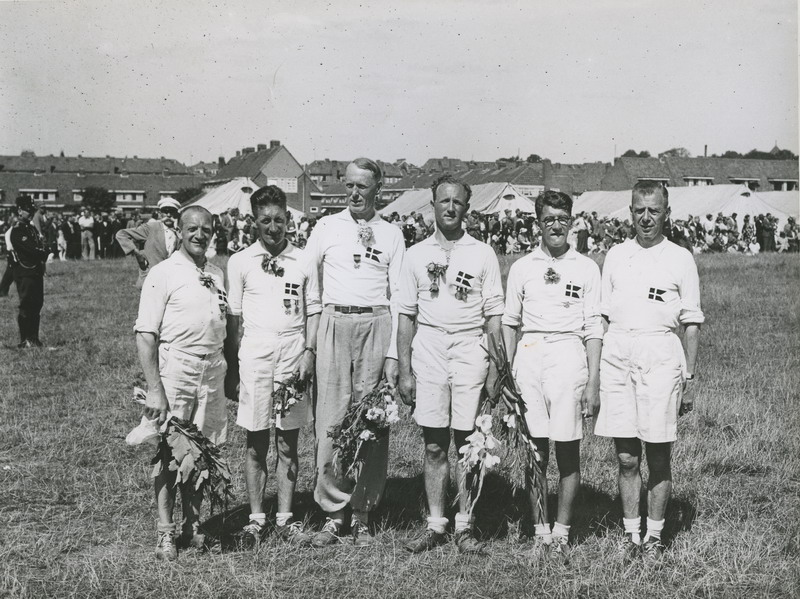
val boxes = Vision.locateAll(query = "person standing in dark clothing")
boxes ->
[10,195,49,348]
[62,215,82,259]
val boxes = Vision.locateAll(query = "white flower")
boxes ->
[502,414,516,429]
[385,402,400,424]
[359,430,376,441]
[366,407,385,422]
[475,414,493,434]
[483,454,501,469]
[484,435,499,451]
[464,430,486,449]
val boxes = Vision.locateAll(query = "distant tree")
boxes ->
[720,150,743,158]
[715,149,797,160]
[526,154,543,163]
[173,187,203,205]
[498,155,521,163]
[658,147,691,158]
[621,149,651,158]
[81,186,114,212]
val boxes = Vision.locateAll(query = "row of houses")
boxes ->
[1,144,797,215]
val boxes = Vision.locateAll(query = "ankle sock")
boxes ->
[454,512,473,532]
[276,512,292,527]
[623,517,641,545]
[534,522,552,543]
[644,518,664,542]
[249,512,267,526]
[552,521,570,541]
[426,516,449,534]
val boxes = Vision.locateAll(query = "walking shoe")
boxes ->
[549,536,571,565]
[351,519,375,548]
[276,520,312,547]
[179,521,206,550]
[17,340,34,349]
[619,534,641,563]
[454,529,486,555]
[311,518,342,547]
[642,537,665,562]
[155,530,177,562]
[405,528,448,554]
[237,520,267,550]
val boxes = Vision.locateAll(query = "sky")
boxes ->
[0,0,797,167]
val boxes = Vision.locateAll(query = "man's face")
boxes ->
[254,204,287,249]
[630,191,669,246]
[432,183,469,234]
[345,163,381,219]
[539,205,572,252]
[17,207,31,222]
[159,208,178,228]
[179,210,213,259]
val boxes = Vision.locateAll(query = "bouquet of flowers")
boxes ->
[357,220,375,247]
[426,262,448,297]
[543,267,560,284]
[458,411,502,515]
[261,254,285,277]
[328,383,400,478]
[271,373,305,421]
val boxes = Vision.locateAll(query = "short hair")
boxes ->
[349,157,383,183]
[250,185,287,216]
[178,205,212,227]
[632,180,669,206]
[430,174,472,203]
[535,190,573,219]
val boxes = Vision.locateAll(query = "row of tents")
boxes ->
[187,177,798,228]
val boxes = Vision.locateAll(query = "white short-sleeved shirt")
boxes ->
[601,238,704,331]
[397,231,504,332]
[502,246,603,340]
[134,249,227,355]
[226,241,321,336]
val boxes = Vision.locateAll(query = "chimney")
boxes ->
[236,150,241,157]
[218,156,226,167]
[257,143,267,151]
[243,147,255,155]
[704,145,708,158]
[270,140,280,149]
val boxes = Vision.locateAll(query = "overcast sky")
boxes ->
[0,0,797,166]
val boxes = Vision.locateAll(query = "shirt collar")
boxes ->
[172,247,206,269]
[530,245,577,261]
[336,208,383,225]
[430,228,475,249]
[247,239,296,259]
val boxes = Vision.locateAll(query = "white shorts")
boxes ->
[159,345,228,445]
[237,331,311,432]
[412,325,488,431]
[594,328,686,443]
[512,333,588,442]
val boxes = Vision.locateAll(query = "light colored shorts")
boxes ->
[237,331,311,432]
[412,325,488,431]
[512,333,588,442]
[594,328,686,443]
[158,345,228,445]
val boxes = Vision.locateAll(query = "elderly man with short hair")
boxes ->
[398,175,503,555]
[136,206,230,561]
[594,181,703,561]
[305,157,405,547]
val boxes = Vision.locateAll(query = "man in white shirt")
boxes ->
[136,206,230,561]
[594,181,703,560]
[398,175,504,555]
[77,209,96,260]
[305,158,405,547]
[224,186,322,548]
[501,190,603,561]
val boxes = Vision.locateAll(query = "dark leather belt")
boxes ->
[333,305,373,314]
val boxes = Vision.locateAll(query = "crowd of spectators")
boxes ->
[212,208,318,255]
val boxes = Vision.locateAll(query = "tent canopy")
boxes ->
[186,178,304,220]
[380,182,536,220]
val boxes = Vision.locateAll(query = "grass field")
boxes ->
[1,252,798,598]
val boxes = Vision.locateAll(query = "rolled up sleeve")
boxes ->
[134,268,167,336]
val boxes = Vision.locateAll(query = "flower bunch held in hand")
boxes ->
[328,383,400,478]
[458,411,502,515]
[357,220,375,247]
[271,373,306,422]
[426,262,448,297]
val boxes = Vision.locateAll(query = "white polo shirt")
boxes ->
[227,241,322,336]
[134,249,227,355]
[601,238,704,331]
[502,246,603,340]
[397,230,504,333]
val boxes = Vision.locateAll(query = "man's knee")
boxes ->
[246,430,270,460]
[555,440,579,475]
[275,429,299,460]
[617,452,640,475]
[645,442,672,475]
[422,427,450,464]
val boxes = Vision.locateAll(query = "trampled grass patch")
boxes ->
[1,253,798,598]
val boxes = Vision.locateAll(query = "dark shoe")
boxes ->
[351,519,375,548]
[17,340,34,349]
[619,534,641,563]
[311,518,342,548]
[155,530,177,561]
[237,520,267,550]
[642,537,665,562]
[276,521,312,547]
[454,529,486,555]
[549,536,571,565]
[179,521,206,551]
[405,529,448,554]
[30,339,43,348]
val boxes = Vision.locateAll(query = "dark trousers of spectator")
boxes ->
[13,270,44,343]
[577,230,589,253]
[0,258,14,296]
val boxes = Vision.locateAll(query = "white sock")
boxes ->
[623,517,641,545]
[426,516,449,534]
[534,522,552,543]
[352,510,369,526]
[644,518,664,542]
[249,512,267,526]
[275,512,292,527]
[552,521,570,542]
[454,512,473,532]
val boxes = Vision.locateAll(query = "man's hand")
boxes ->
[224,370,239,401]
[679,378,695,416]
[134,250,149,271]
[581,376,600,418]
[383,357,399,390]
[299,350,315,382]
[398,370,416,407]
[143,385,169,424]
[483,370,500,406]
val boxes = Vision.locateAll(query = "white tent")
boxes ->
[187,178,304,220]
[380,182,536,220]
[755,190,799,220]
